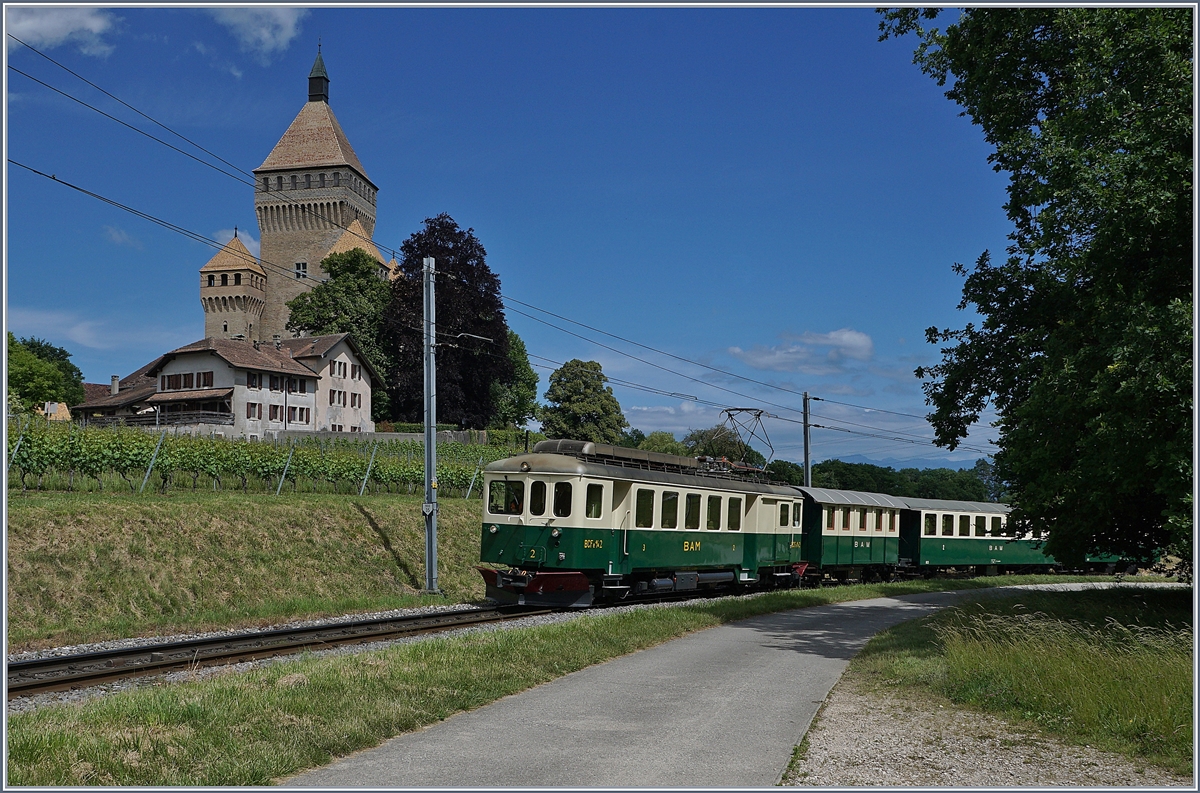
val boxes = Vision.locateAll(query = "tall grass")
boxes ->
[855,588,1193,774]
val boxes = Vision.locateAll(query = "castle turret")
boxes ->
[199,234,266,341]
[251,50,379,342]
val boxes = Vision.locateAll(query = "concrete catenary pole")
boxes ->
[803,391,811,487]
[422,256,440,593]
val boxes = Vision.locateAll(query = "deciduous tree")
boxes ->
[7,333,68,412]
[382,214,512,429]
[540,359,627,444]
[489,331,539,429]
[16,337,84,406]
[880,7,1192,565]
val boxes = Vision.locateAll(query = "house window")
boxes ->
[288,406,297,422]
[269,404,280,421]
[182,373,194,389]
[246,402,256,419]
[207,274,215,287]
[295,262,307,279]
[329,361,337,375]
[234,273,241,286]
[329,389,336,405]
[351,364,361,380]
[270,375,281,391]
[167,374,181,390]
[248,372,260,389]
[199,371,213,388]
[350,426,360,433]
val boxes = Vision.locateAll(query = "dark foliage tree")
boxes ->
[489,331,539,429]
[286,247,393,420]
[382,214,512,429]
[540,359,628,444]
[638,431,689,457]
[617,427,646,449]
[801,458,989,502]
[16,336,85,406]
[880,8,1192,565]
[682,425,766,467]
[765,459,805,486]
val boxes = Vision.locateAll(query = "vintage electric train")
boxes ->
[476,439,1122,608]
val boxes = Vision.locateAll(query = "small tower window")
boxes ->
[207,274,215,287]
[291,175,298,190]
[223,322,228,332]
[221,273,228,286]
[234,273,242,286]
[305,174,311,189]
[262,177,269,191]
[277,175,283,190]
[319,173,326,188]
[333,172,340,187]
[295,262,308,279]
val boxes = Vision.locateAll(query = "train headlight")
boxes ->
[551,528,561,538]
[489,525,498,534]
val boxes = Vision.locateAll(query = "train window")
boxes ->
[959,515,971,536]
[635,489,654,528]
[859,510,869,531]
[793,504,802,528]
[991,516,1003,535]
[585,484,603,519]
[684,494,701,530]
[779,503,789,527]
[708,496,722,530]
[942,514,954,536]
[876,509,884,532]
[529,481,547,516]
[842,508,851,530]
[554,482,573,517]
[488,480,524,515]
[975,516,987,536]
[728,498,742,531]
[924,514,937,535]
[661,491,679,529]
[826,507,835,530]
[889,510,899,533]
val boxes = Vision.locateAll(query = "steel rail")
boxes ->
[8,605,547,699]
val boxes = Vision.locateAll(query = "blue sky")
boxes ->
[5,5,1010,467]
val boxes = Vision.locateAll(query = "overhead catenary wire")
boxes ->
[8,35,995,456]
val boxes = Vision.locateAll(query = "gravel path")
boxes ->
[783,676,1192,787]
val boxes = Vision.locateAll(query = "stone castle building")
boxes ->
[199,51,395,343]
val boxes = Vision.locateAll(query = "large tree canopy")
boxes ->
[540,359,628,444]
[382,214,513,429]
[14,336,84,407]
[286,247,393,420]
[7,333,68,412]
[489,330,539,429]
[880,8,1192,565]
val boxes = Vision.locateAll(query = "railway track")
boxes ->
[8,605,549,700]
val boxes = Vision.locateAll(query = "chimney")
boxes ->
[110,375,120,396]
[273,334,282,350]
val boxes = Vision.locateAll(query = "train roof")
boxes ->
[895,497,1011,514]
[796,487,909,508]
[485,452,798,497]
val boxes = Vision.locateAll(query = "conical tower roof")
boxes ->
[323,218,382,262]
[199,235,266,276]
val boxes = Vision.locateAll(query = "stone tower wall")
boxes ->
[254,167,377,340]
[200,277,266,340]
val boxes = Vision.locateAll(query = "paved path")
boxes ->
[284,583,1181,788]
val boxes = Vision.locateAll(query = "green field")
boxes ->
[6,491,487,650]
[850,587,1193,774]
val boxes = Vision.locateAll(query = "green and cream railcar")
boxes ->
[796,487,907,582]
[897,497,1046,573]
[478,440,805,607]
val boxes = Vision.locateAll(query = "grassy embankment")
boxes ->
[6,491,487,650]
[843,587,1193,775]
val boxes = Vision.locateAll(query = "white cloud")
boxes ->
[7,307,194,352]
[208,7,309,64]
[102,225,143,250]
[5,7,116,56]
[214,228,260,258]
[728,328,874,375]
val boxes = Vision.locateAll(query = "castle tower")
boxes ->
[252,50,379,341]
[199,234,267,341]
